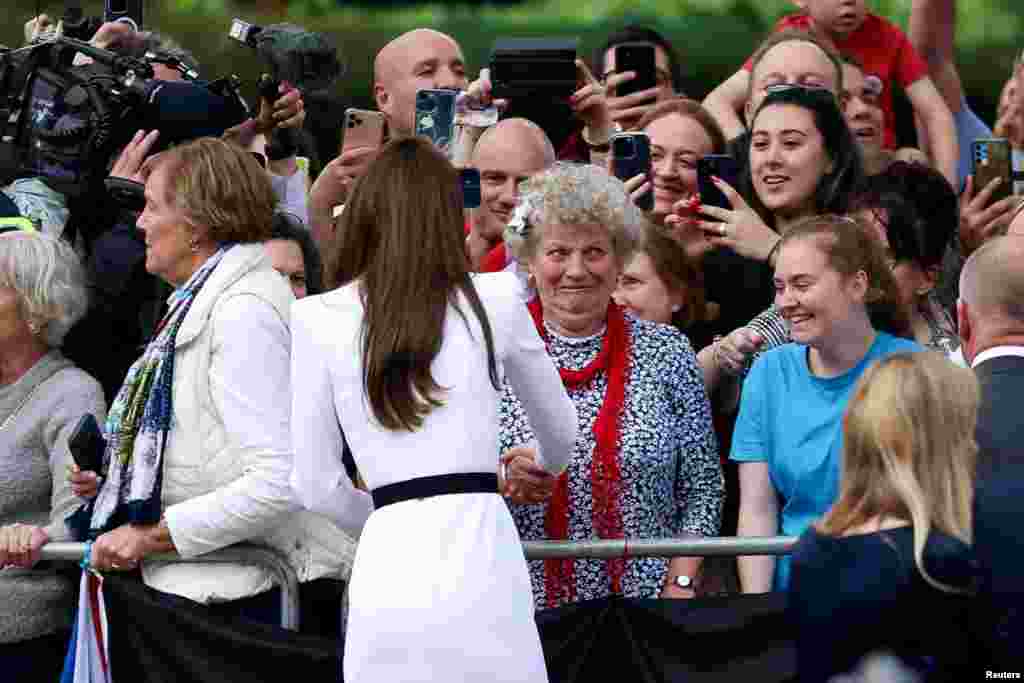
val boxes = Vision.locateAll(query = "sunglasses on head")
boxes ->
[763,83,837,102]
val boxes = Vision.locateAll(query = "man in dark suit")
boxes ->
[957,235,1024,669]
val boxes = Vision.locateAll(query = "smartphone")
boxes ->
[415,89,458,158]
[68,414,106,475]
[611,132,653,211]
[460,168,481,209]
[697,155,742,212]
[489,37,579,99]
[614,43,657,98]
[341,108,386,154]
[972,138,1013,205]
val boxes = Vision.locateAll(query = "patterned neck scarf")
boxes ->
[527,298,630,608]
[69,246,233,538]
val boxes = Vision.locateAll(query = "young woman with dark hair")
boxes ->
[290,137,577,683]
[697,86,864,265]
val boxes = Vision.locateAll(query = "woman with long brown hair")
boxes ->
[290,137,577,683]
[788,352,977,681]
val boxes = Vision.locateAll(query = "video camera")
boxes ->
[229,19,342,159]
[0,4,249,200]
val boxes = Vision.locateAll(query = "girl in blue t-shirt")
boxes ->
[731,214,922,592]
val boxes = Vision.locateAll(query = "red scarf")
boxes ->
[527,298,630,607]
[479,242,508,273]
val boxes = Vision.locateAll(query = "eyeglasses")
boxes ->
[764,83,830,94]
[762,83,839,104]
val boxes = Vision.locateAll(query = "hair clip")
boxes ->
[508,201,532,239]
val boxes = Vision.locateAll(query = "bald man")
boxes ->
[309,29,470,244]
[374,28,469,137]
[466,119,555,272]
[958,235,1024,668]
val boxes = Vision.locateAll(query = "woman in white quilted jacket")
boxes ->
[81,134,355,632]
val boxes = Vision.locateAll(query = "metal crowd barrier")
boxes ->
[522,535,798,560]
[32,536,795,632]
[38,542,301,631]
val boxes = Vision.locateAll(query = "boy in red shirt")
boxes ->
[704,0,957,188]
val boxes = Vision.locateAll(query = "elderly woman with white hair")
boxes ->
[499,163,724,608]
[0,232,106,678]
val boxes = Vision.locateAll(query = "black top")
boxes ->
[788,525,975,682]
[702,247,775,337]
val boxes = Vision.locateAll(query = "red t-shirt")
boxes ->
[743,12,929,149]
[464,219,508,273]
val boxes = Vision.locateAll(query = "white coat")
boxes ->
[144,243,357,604]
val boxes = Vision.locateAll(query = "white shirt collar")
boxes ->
[971,345,1024,369]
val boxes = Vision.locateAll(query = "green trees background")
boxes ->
[5,0,1023,149]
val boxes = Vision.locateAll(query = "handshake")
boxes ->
[499,445,557,505]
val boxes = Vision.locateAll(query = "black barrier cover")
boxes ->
[102,575,340,682]
[537,595,797,683]
[100,574,795,682]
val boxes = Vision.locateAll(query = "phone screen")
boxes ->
[415,89,457,158]
[460,168,481,209]
[614,43,657,98]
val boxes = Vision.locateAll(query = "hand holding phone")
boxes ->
[697,155,742,212]
[613,43,657,99]
[68,414,106,476]
[342,109,386,155]
[611,132,653,211]
[972,138,1013,206]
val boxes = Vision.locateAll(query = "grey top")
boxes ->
[0,351,106,643]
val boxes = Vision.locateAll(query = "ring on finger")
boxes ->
[719,224,728,237]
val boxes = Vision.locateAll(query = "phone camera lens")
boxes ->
[615,138,637,159]
[418,93,437,112]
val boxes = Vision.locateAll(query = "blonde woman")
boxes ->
[787,352,977,682]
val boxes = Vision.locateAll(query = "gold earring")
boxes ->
[189,238,200,254]
[527,272,536,288]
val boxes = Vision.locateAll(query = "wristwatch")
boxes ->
[673,575,693,590]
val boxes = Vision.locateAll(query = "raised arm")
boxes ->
[290,300,374,536]
[907,76,959,189]
[908,0,963,113]
[702,69,753,140]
